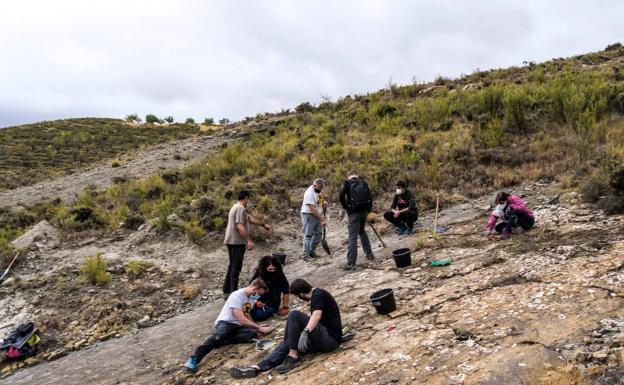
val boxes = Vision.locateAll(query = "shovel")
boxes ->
[252,338,276,350]
[0,252,20,285]
[321,206,331,255]
[368,222,386,248]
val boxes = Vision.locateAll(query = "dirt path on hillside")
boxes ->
[0,132,238,208]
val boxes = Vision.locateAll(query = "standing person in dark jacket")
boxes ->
[339,170,374,271]
[229,279,342,378]
[249,255,290,321]
[383,180,419,235]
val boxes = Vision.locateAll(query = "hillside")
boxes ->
[0,118,207,191]
[0,45,623,384]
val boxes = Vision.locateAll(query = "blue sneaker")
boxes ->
[184,356,198,372]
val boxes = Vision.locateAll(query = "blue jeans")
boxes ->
[250,303,275,322]
[302,213,322,254]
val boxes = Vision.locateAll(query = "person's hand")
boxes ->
[254,300,265,309]
[279,306,289,317]
[297,329,310,352]
[258,325,271,335]
[247,239,255,251]
[393,210,400,218]
[262,223,273,232]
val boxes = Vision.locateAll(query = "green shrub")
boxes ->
[125,113,140,123]
[503,87,532,132]
[163,116,174,124]
[219,118,230,125]
[80,253,111,285]
[203,117,214,125]
[183,220,205,244]
[580,170,611,202]
[145,114,161,124]
[185,117,196,124]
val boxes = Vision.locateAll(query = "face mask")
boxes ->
[396,189,403,195]
[249,294,260,302]
[314,188,321,193]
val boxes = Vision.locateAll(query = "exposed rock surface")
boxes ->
[9,220,60,251]
[1,183,623,384]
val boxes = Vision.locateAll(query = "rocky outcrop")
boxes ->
[10,220,60,251]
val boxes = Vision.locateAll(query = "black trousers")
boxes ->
[383,210,418,228]
[257,310,339,370]
[494,210,535,234]
[223,244,246,294]
[193,321,257,363]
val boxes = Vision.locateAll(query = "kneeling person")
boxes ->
[229,278,342,378]
[383,180,418,235]
[184,279,271,372]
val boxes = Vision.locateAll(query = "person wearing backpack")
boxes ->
[339,170,374,270]
[383,180,418,235]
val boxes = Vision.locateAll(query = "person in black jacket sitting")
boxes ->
[229,279,342,378]
[249,255,290,321]
[383,180,418,235]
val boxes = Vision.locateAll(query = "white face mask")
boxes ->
[396,189,403,195]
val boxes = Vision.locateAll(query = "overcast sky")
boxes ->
[0,0,622,128]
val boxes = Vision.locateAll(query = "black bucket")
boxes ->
[392,248,411,268]
[272,252,287,266]
[370,288,396,315]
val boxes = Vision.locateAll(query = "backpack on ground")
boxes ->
[348,179,372,212]
[0,322,41,360]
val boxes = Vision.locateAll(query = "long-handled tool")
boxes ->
[321,206,331,255]
[0,252,20,284]
[368,222,386,248]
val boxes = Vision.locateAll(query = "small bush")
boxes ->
[145,114,161,124]
[111,159,121,168]
[180,284,201,300]
[81,253,111,285]
[125,114,140,123]
[183,220,205,244]
[580,170,611,202]
[203,117,214,125]
[185,117,196,125]
[163,116,174,124]
[610,166,624,193]
[219,118,230,125]
[125,260,152,278]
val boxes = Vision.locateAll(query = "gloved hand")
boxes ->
[297,328,310,352]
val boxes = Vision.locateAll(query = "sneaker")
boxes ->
[309,250,319,259]
[393,226,405,235]
[184,356,198,373]
[229,366,259,379]
[365,253,375,261]
[402,226,413,235]
[276,355,301,374]
[500,230,510,240]
[342,263,356,271]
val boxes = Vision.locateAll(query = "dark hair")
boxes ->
[255,255,284,282]
[250,278,268,292]
[290,278,312,295]
[396,180,407,189]
[238,190,250,201]
[495,191,509,205]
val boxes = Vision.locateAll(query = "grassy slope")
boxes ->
[0,118,203,190]
[2,44,624,256]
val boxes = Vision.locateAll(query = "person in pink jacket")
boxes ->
[485,192,535,240]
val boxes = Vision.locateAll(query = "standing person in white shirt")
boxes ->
[300,178,326,261]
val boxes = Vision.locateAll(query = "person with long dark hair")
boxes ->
[249,255,290,321]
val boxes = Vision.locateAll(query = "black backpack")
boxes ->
[348,179,372,212]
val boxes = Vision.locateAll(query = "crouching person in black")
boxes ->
[229,278,342,378]
[383,180,418,235]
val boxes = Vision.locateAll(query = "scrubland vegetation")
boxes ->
[0,118,202,190]
[1,44,624,250]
